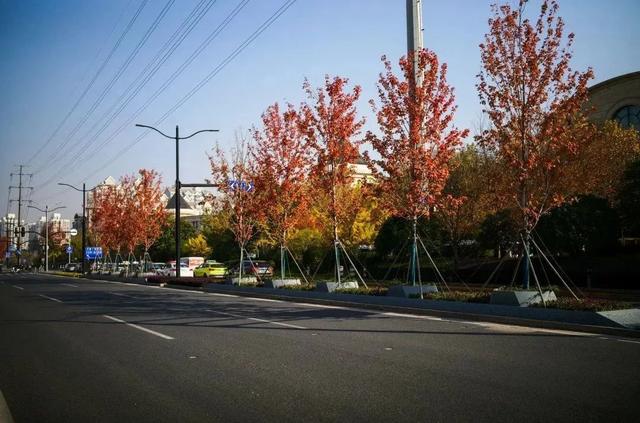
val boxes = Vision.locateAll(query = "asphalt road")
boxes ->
[1,273,639,422]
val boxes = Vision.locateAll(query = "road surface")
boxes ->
[1,272,638,422]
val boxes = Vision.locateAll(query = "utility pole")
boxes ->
[9,165,33,267]
[135,124,218,278]
[407,0,424,85]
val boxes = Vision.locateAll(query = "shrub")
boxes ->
[530,297,633,312]
[335,287,388,296]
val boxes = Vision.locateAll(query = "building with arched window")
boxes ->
[587,71,640,130]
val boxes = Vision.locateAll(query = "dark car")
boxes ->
[228,260,274,278]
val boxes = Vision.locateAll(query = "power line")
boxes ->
[88,0,297,178]
[38,0,174,169]
[34,0,250,193]
[32,0,223,195]
[27,0,148,167]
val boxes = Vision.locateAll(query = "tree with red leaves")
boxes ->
[477,0,594,288]
[252,103,312,282]
[134,169,167,269]
[300,76,366,285]
[366,49,468,287]
[209,133,260,282]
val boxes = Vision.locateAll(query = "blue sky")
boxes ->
[1,0,639,222]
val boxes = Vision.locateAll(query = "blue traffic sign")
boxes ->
[66,245,73,254]
[85,247,103,259]
[228,180,254,192]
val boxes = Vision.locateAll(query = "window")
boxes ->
[613,105,640,130]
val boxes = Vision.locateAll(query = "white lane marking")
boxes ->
[109,292,135,299]
[38,294,63,303]
[205,292,239,298]
[382,312,444,321]
[249,297,283,303]
[296,302,357,311]
[617,339,640,345]
[61,283,79,288]
[10,285,24,291]
[205,308,307,330]
[103,315,174,340]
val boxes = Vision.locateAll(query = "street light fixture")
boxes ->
[135,124,218,277]
[57,182,108,275]
[27,204,66,272]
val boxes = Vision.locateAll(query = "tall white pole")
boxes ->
[45,206,49,272]
[407,0,424,85]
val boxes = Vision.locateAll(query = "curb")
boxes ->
[0,389,15,423]
[42,273,640,339]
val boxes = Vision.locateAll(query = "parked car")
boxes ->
[180,256,204,270]
[64,263,81,272]
[228,260,274,278]
[152,262,168,275]
[193,260,228,278]
[165,262,193,277]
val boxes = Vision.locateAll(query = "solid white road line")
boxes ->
[38,294,63,303]
[10,285,24,291]
[617,339,640,345]
[102,315,174,340]
[109,292,135,299]
[205,308,307,330]
[382,312,445,321]
[61,283,79,288]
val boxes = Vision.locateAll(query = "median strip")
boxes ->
[103,315,175,340]
[205,308,307,330]
[38,294,63,303]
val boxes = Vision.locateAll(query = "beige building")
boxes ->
[587,71,640,130]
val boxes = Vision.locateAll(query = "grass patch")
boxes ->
[280,284,316,291]
[50,271,81,278]
[335,287,389,296]
[530,297,635,312]
[410,290,492,303]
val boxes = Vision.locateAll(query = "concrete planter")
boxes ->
[264,278,301,288]
[490,290,557,307]
[316,281,359,293]
[387,284,439,298]
[229,276,258,285]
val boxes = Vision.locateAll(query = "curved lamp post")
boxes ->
[57,182,108,274]
[27,204,66,271]
[135,124,218,277]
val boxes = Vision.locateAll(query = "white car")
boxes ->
[166,262,193,277]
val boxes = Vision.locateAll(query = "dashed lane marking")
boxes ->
[103,315,174,340]
[205,308,307,330]
[61,283,79,288]
[10,285,24,291]
[38,294,63,303]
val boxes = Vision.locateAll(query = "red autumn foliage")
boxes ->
[366,49,468,221]
[476,0,594,233]
[252,102,312,247]
[208,134,260,250]
[91,169,166,257]
[300,75,365,240]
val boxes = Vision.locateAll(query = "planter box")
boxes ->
[490,290,557,307]
[264,278,301,288]
[598,309,640,330]
[387,284,439,298]
[229,276,258,285]
[316,281,359,293]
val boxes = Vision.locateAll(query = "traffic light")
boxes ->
[21,226,26,237]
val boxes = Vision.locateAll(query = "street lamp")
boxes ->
[27,205,66,272]
[135,124,218,277]
[57,182,108,275]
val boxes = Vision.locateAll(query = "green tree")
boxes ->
[617,160,640,237]
[184,234,212,258]
[148,217,195,262]
[201,211,236,262]
[478,210,520,258]
[537,196,619,256]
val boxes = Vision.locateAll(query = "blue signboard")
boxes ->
[66,245,73,254]
[228,180,254,192]
[85,247,103,259]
